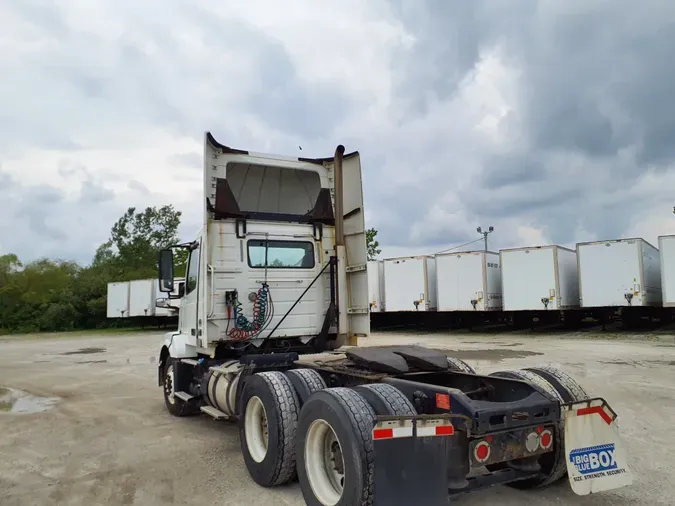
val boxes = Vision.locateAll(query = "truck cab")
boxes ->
[158,132,369,364]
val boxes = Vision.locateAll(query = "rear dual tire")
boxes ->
[286,368,327,406]
[446,356,476,374]
[239,371,300,487]
[297,383,416,506]
[488,366,590,489]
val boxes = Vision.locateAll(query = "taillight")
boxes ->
[526,426,553,453]
[525,431,540,453]
[540,429,553,450]
[474,441,491,463]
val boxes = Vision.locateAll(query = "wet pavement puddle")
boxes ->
[61,347,106,355]
[0,387,60,414]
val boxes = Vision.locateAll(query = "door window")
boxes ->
[185,244,200,294]
[247,240,315,269]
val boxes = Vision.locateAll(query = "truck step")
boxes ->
[174,391,194,402]
[200,405,229,420]
[173,392,195,402]
[181,358,200,366]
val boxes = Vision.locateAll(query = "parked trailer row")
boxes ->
[106,278,185,319]
[371,236,675,314]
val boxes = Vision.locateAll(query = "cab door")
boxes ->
[180,240,200,346]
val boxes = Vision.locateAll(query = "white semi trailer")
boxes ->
[156,133,632,505]
[106,278,184,319]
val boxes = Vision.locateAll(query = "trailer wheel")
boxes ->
[446,356,476,374]
[354,383,417,416]
[487,368,577,489]
[286,369,327,406]
[239,371,299,487]
[296,388,376,506]
[162,358,196,417]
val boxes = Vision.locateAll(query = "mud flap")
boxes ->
[563,398,633,495]
[372,416,459,506]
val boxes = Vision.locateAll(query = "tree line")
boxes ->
[0,206,381,334]
[0,206,186,334]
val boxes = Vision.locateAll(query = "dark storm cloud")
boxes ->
[387,0,485,120]
[194,15,352,140]
[0,167,126,263]
[503,1,675,168]
[3,0,675,262]
[375,0,675,249]
[480,154,546,189]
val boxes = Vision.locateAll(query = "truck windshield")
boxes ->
[247,240,315,269]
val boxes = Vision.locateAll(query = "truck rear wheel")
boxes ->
[525,365,590,403]
[446,356,476,374]
[296,388,376,506]
[355,383,416,416]
[239,371,299,487]
[286,369,327,406]
[488,367,588,489]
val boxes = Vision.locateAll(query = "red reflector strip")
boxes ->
[373,428,394,440]
[417,424,455,437]
[576,406,613,425]
[435,424,455,436]
[372,426,414,440]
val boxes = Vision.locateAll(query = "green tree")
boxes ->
[0,257,80,332]
[366,228,381,261]
[0,253,22,286]
[0,203,186,334]
[108,205,183,279]
[174,249,189,278]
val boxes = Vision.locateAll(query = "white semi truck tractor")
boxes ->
[156,133,632,506]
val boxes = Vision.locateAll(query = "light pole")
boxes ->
[477,226,494,251]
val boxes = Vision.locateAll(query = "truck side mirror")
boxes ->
[158,249,174,292]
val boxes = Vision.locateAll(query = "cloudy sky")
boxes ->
[2,0,675,264]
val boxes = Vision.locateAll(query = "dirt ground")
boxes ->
[0,330,673,506]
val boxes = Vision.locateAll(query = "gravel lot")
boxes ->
[0,330,673,505]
